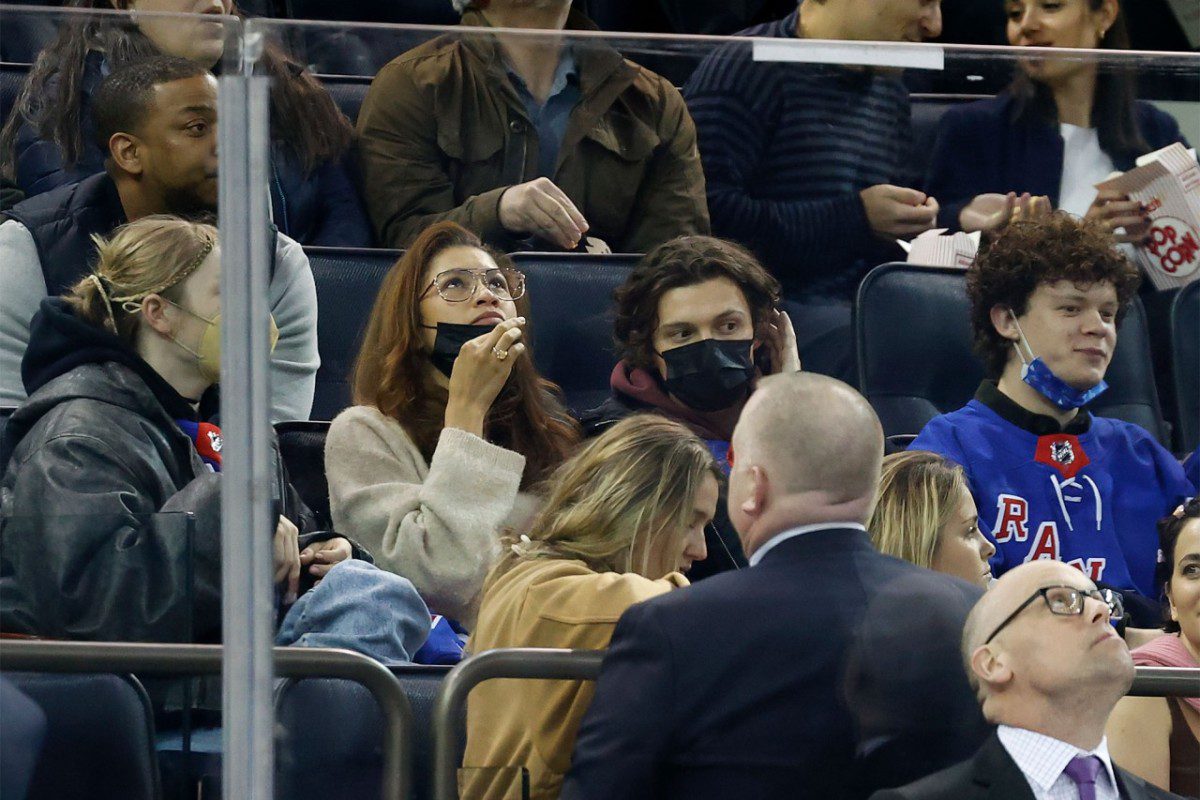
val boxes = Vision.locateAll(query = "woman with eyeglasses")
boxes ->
[462,414,719,800]
[1107,498,1200,798]
[325,221,581,626]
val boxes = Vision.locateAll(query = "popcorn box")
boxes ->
[899,228,981,269]
[1095,142,1200,291]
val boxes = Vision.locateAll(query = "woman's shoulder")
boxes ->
[1133,100,1186,149]
[937,93,1016,132]
[328,404,420,454]
[517,560,687,624]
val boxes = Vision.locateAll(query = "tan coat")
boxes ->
[355,8,709,252]
[462,559,687,800]
[325,405,540,626]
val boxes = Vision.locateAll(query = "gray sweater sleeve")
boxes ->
[0,220,46,406]
[267,233,319,423]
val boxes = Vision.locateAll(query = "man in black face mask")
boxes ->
[580,235,801,579]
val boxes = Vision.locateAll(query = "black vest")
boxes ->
[4,172,126,297]
[3,172,277,295]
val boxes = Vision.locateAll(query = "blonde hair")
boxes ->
[868,450,970,569]
[491,414,722,583]
[63,215,218,346]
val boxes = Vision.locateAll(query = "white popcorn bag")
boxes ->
[1095,142,1200,291]
[899,228,981,269]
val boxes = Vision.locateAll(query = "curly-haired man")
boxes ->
[911,213,1195,627]
[579,235,802,579]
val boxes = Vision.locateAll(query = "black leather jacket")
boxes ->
[0,302,359,643]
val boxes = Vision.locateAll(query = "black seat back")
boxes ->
[318,76,371,126]
[275,420,333,528]
[274,665,451,800]
[3,672,160,800]
[856,263,1169,444]
[1172,282,1199,453]
[510,252,639,414]
[305,247,400,421]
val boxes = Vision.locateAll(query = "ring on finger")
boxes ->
[492,346,509,361]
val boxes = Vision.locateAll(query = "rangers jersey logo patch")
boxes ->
[1034,434,1090,479]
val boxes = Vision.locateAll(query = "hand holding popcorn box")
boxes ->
[1095,142,1200,291]
[899,228,982,270]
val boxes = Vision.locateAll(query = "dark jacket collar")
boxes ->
[970,733,1038,798]
[457,7,633,103]
[975,380,1092,436]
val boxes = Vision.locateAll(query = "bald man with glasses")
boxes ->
[871,559,1183,800]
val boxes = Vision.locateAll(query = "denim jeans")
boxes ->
[275,560,431,665]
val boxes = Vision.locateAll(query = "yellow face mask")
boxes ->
[168,301,279,385]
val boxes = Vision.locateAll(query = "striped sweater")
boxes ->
[684,10,914,298]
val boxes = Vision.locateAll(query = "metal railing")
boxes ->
[1127,666,1200,698]
[432,648,604,800]
[0,640,414,800]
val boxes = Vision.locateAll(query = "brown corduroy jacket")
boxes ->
[355,8,709,252]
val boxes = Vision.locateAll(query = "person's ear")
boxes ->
[1096,0,1119,39]
[1166,585,1179,623]
[739,464,769,518]
[140,294,174,337]
[108,132,145,177]
[971,643,1012,690]
[990,305,1020,343]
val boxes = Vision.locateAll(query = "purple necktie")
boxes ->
[1063,755,1104,800]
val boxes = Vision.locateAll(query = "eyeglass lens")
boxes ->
[435,269,524,302]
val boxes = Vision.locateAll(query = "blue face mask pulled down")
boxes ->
[1011,315,1108,411]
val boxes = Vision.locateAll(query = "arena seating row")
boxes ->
[0,57,986,190]
[304,249,1200,452]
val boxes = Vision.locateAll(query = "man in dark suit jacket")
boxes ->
[561,373,990,800]
[870,559,1184,800]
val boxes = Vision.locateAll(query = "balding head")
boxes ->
[728,373,884,554]
[961,560,1133,735]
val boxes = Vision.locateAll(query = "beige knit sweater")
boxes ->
[325,405,540,625]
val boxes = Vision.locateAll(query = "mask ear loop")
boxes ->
[1008,310,1037,367]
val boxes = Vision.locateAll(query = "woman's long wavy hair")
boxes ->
[1008,0,1148,164]
[868,450,970,570]
[0,0,352,180]
[351,221,580,489]
[488,414,722,586]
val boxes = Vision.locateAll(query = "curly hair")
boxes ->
[968,212,1141,378]
[613,236,781,372]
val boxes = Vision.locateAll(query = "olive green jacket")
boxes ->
[355,8,709,252]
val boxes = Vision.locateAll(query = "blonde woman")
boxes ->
[0,215,425,660]
[868,450,995,589]
[461,414,720,800]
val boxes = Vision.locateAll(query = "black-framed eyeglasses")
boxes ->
[983,584,1125,645]
[420,267,526,303]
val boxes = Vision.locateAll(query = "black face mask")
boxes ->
[425,322,498,378]
[659,339,756,412]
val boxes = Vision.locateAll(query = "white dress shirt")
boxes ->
[747,522,867,567]
[997,725,1120,800]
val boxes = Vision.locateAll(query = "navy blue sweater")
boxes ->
[13,52,373,248]
[684,11,913,299]
[924,92,1188,230]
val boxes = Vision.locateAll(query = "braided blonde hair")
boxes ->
[64,215,218,345]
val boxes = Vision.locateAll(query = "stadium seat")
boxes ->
[856,263,1171,445]
[909,94,988,189]
[1172,281,1199,454]
[318,75,371,126]
[3,672,160,800]
[510,252,639,414]
[305,246,400,421]
[276,420,333,527]
[274,665,452,800]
